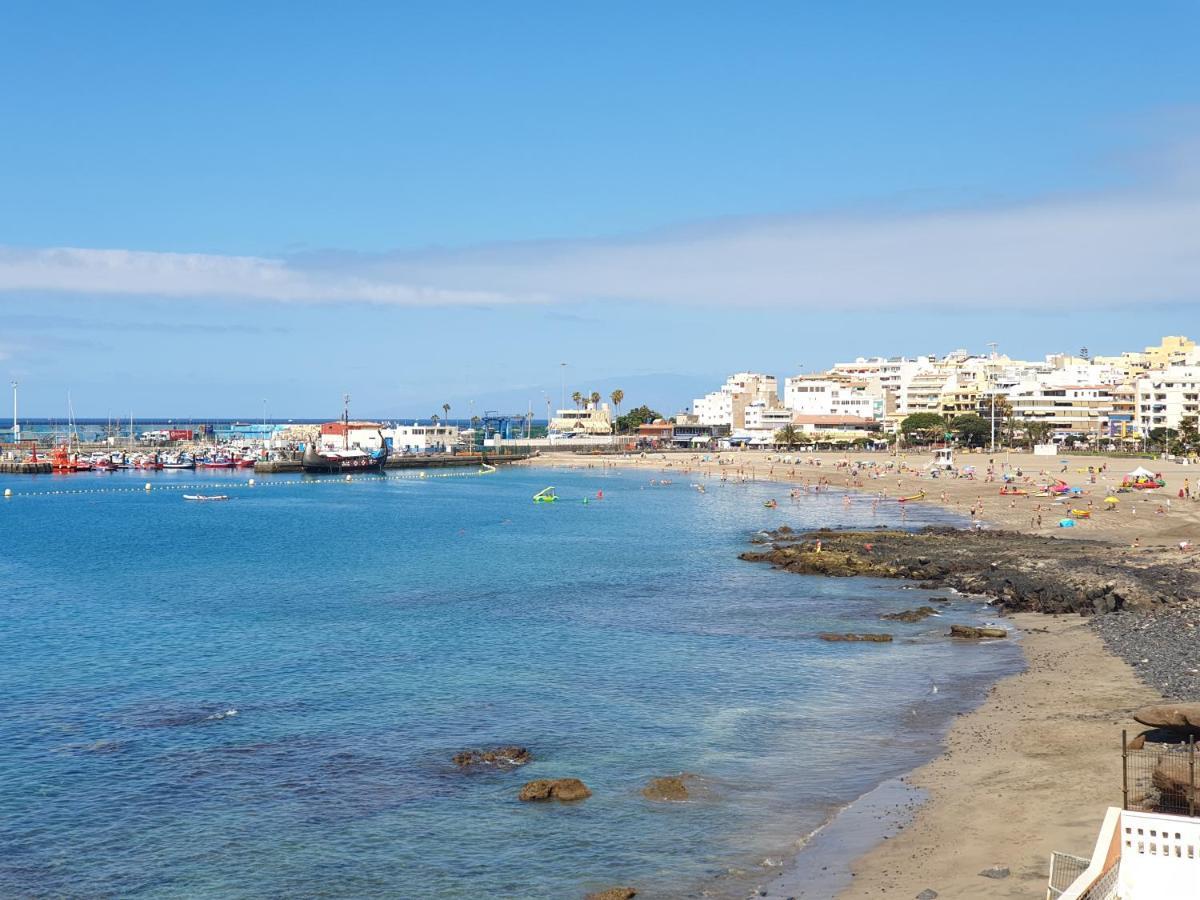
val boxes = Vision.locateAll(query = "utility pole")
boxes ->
[559,362,567,412]
[10,380,18,439]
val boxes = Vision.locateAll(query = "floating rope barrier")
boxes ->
[0,467,493,499]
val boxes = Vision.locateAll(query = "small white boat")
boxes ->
[183,494,230,502]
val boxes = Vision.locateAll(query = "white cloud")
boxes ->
[2,164,1199,311]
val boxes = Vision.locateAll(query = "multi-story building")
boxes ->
[1134,368,1200,435]
[783,376,881,420]
[693,373,779,429]
[1007,383,1116,439]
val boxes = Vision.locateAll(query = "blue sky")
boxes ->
[2,2,1198,417]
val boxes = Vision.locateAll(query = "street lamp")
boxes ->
[10,380,18,438]
[559,362,567,411]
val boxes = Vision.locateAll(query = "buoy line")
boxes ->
[1,467,493,499]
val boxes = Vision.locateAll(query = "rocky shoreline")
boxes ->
[740,525,1200,616]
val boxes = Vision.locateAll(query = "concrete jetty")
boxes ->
[254,452,529,474]
[0,460,52,474]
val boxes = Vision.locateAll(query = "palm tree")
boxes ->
[589,391,600,409]
[775,424,802,449]
[442,403,450,424]
[430,413,440,426]
[610,389,624,431]
[571,390,583,409]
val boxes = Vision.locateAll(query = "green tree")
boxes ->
[900,413,946,444]
[589,391,600,408]
[616,405,662,433]
[1149,427,1179,452]
[950,413,990,447]
[442,402,450,423]
[571,391,583,409]
[774,424,802,448]
[1021,419,1055,449]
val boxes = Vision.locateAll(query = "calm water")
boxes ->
[0,465,1021,898]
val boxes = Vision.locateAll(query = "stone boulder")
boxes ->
[1133,703,1200,737]
[819,633,893,643]
[518,778,592,802]
[585,889,637,900]
[642,774,696,801]
[949,625,1008,639]
[452,746,531,769]
[1152,754,1196,807]
[882,606,939,623]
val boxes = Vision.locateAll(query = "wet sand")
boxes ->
[527,450,1191,897]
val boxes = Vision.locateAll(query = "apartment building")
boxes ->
[693,373,779,429]
[783,376,881,420]
[1134,368,1200,434]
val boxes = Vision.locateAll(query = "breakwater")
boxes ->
[253,452,529,473]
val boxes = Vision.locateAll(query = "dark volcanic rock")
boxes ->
[518,778,591,802]
[882,606,939,623]
[452,746,531,769]
[949,625,1009,639]
[740,527,1200,616]
[819,632,894,643]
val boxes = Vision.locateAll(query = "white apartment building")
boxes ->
[1134,367,1200,434]
[383,422,463,452]
[784,376,881,420]
[742,401,795,434]
[1007,383,1116,438]
[693,373,779,429]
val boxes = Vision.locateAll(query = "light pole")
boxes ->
[559,362,567,412]
[987,342,998,453]
[10,380,18,438]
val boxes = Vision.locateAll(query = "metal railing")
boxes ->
[1048,852,1091,897]
[1123,730,1198,818]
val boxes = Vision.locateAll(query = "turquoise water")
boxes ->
[0,465,1021,898]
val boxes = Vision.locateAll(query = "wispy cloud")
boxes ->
[2,148,1199,311]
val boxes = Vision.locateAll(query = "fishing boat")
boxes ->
[162,453,195,470]
[301,400,389,474]
[183,494,230,502]
[202,456,235,469]
[897,491,926,503]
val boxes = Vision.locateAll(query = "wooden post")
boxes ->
[1122,730,1129,811]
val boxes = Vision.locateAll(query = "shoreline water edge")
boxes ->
[529,450,1187,898]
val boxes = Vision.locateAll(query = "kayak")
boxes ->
[898,491,926,503]
[184,495,230,502]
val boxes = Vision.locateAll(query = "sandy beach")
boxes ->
[527,449,1197,897]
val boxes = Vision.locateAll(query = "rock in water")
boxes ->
[452,746,531,769]
[819,633,894,642]
[978,865,1010,879]
[585,889,637,900]
[882,606,939,622]
[949,625,1008,639]
[916,891,939,900]
[642,774,695,801]
[518,778,592,802]
[1133,703,1200,737]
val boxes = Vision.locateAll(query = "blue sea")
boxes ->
[0,464,1021,898]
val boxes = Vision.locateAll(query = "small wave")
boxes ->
[206,709,238,721]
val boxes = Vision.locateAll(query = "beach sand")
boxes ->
[530,448,1200,547]
[527,449,1194,897]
